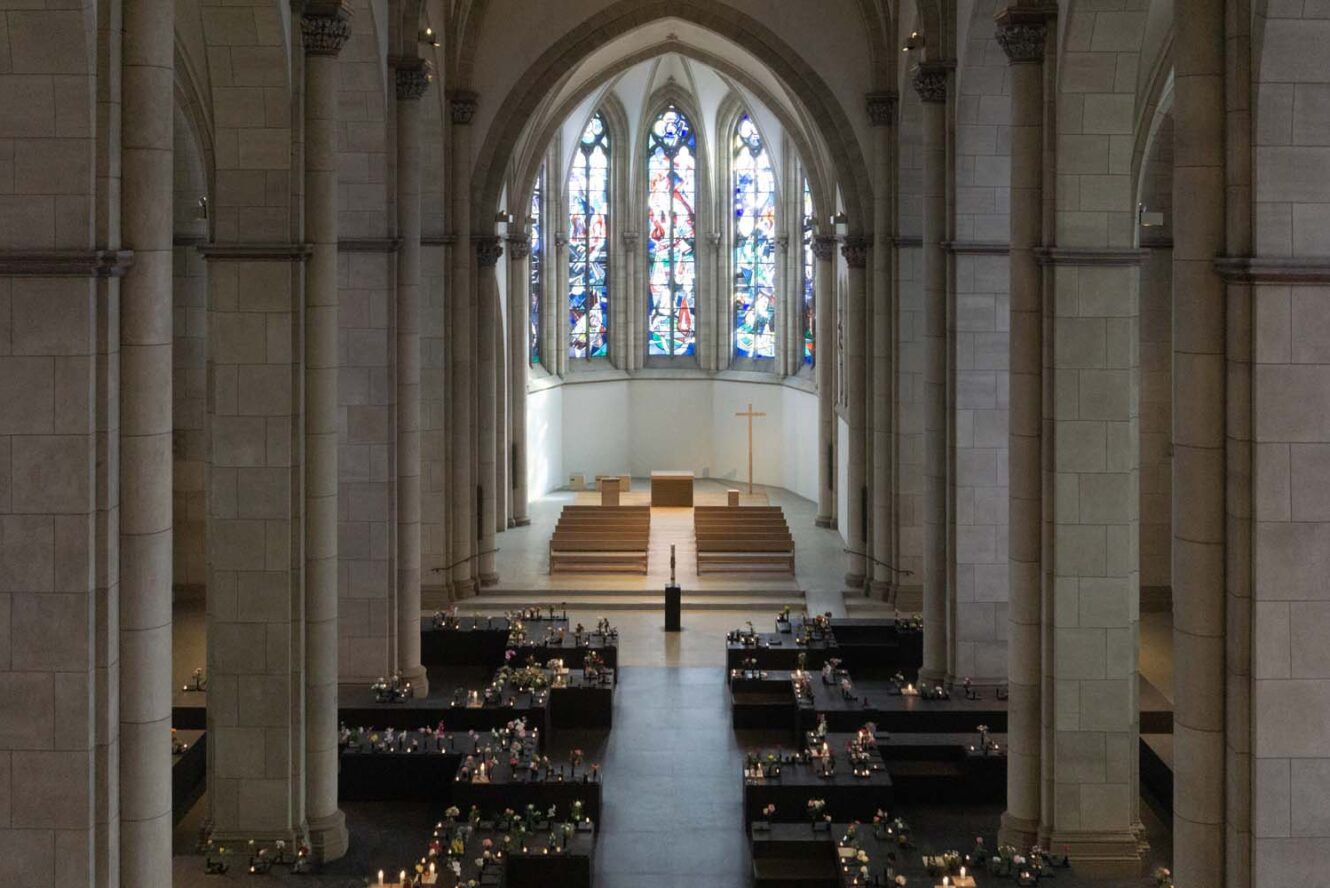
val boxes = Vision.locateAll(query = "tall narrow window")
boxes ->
[529,167,543,365]
[647,106,697,357]
[802,177,815,365]
[732,114,776,359]
[568,113,610,358]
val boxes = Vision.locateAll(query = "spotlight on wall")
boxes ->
[195,195,208,221]
[420,25,439,47]
[1138,203,1165,228]
[496,211,514,224]
[830,212,848,236]
[902,31,923,53]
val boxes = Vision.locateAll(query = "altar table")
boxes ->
[650,470,694,506]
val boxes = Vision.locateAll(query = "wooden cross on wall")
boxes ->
[735,402,767,495]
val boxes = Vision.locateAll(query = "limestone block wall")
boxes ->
[173,245,209,596]
[1138,246,1171,594]
[953,252,1010,681]
[1250,9,1330,881]
[951,9,1012,681]
[173,106,210,598]
[336,7,388,240]
[0,7,106,882]
[0,274,105,883]
[205,257,306,840]
[337,251,394,681]
[895,88,925,595]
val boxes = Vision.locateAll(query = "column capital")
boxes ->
[300,1,351,56]
[776,235,790,252]
[620,230,641,245]
[911,63,949,103]
[812,236,838,262]
[394,57,432,100]
[474,235,503,267]
[706,231,722,251]
[995,8,1050,64]
[449,90,479,125]
[505,236,531,260]
[841,237,871,268]
[865,92,898,126]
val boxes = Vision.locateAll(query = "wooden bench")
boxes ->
[549,506,650,574]
[694,506,795,574]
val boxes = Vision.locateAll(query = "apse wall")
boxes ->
[527,383,564,498]
[537,379,818,503]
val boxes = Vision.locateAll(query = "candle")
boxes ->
[960,866,966,879]
[399,869,406,884]
[378,870,384,885]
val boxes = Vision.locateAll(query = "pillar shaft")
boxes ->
[119,0,174,881]
[302,3,349,860]
[476,236,502,585]
[843,238,870,586]
[869,93,897,596]
[814,236,837,528]
[915,64,949,684]
[1172,0,1227,882]
[508,237,532,526]
[996,10,1048,848]
[449,93,478,595]
[395,60,429,694]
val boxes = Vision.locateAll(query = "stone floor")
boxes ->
[173,660,1173,887]
[449,478,851,597]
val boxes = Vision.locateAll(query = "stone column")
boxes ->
[996,7,1047,850]
[814,236,838,528]
[843,237,870,586]
[868,92,897,598]
[449,92,478,595]
[302,2,349,861]
[394,58,429,695]
[1172,0,1226,882]
[914,63,949,685]
[494,314,508,531]
[622,232,641,371]
[507,236,532,526]
[119,0,174,881]
[476,236,503,585]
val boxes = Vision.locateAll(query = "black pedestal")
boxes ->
[664,584,681,631]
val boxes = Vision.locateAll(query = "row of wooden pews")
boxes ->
[694,505,795,573]
[549,505,651,574]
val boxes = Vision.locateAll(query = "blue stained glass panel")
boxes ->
[647,106,697,357]
[732,114,776,359]
[569,113,610,358]
[529,168,542,365]
[802,176,815,365]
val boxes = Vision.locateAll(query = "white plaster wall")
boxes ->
[551,379,817,502]
[526,384,565,497]
[837,414,850,543]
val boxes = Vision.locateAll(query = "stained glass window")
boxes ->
[529,167,543,366]
[568,113,610,358]
[647,106,697,357]
[802,177,815,365]
[732,114,776,359]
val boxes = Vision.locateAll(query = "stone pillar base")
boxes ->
[998,811,1039,851]
[513,516,531,527]
[1045,829,1142,879]
[868,580,892,601]
[917,668,947,687]
[400,664,429,698]
[451,578,476,599]
[815,515,835,528]
[844,572,866,590]
[480,572,499,587]
[307,809,349,863]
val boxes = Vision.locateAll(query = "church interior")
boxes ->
[0,0,1324,886]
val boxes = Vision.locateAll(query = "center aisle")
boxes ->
[591,666,749,887]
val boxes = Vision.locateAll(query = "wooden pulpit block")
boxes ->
[727,489,740,506]
[601,478,620,506]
